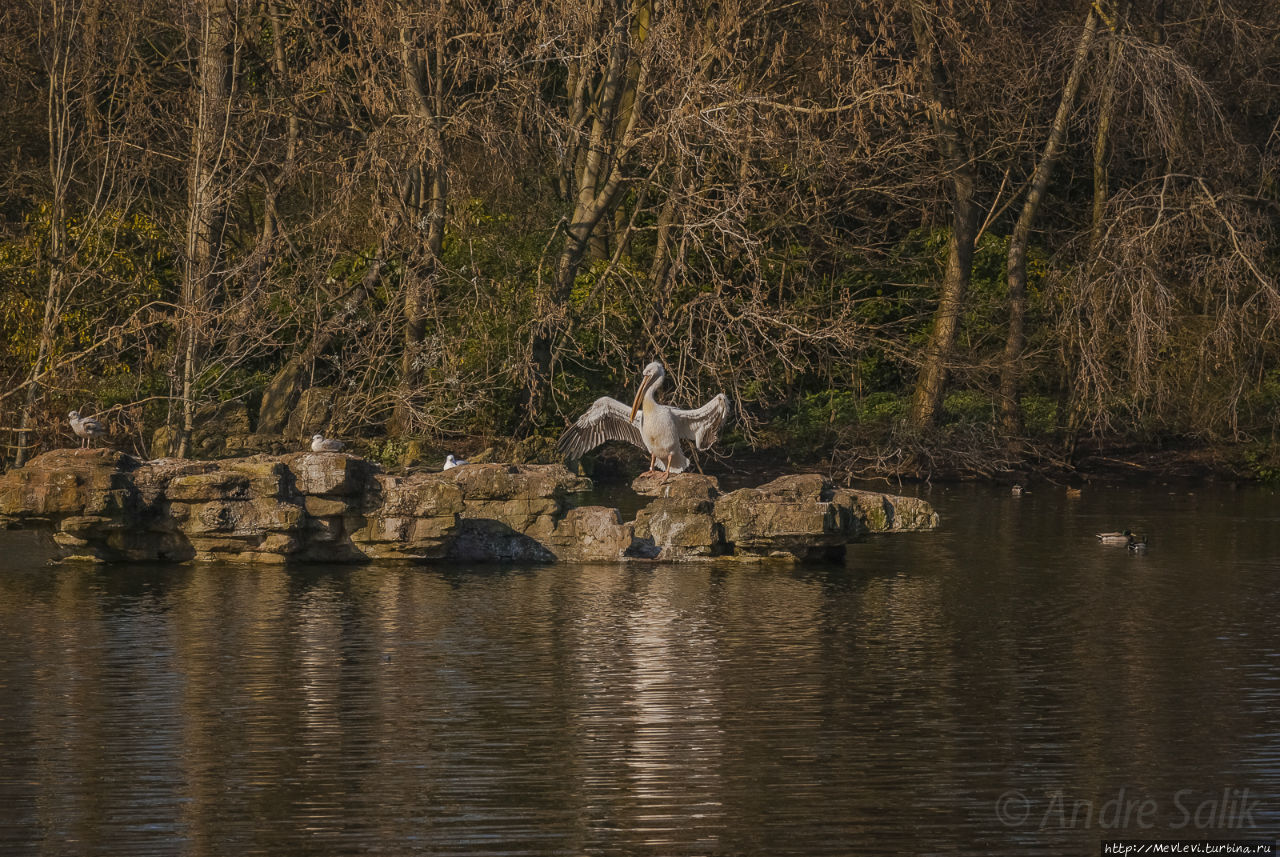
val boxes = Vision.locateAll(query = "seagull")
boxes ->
[556,360,729,482]
[311,433,344,453]
[68,410,106,449]
[443,454,467,470]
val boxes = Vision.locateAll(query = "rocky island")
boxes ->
[0,450,937,564]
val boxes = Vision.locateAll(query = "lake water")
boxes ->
[1,481,1278,855]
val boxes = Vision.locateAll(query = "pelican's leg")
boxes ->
[661,452,674,482]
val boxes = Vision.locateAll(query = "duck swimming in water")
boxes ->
[1096,530,1133,545]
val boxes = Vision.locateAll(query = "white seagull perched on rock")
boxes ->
[68,410,106,449]
[443,454,467,470]
[311,433,344,453]
[556,360,729,481]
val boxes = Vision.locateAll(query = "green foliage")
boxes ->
[942,390,995,425]
[367,436,411,470]
[94,364,144,408]
[784,388,909,446]
[859,392,910,423]
[1240,445,1280,484]
[1020,394,1060,436]
[566,257,646,361]
[787,389,858,442]
[0,202,177,376]
[1242,369,1280,428]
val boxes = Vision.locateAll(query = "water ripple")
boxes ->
[0,484,1278,854]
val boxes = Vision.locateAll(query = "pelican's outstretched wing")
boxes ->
[674,393,729,450]
[556,396,646,460]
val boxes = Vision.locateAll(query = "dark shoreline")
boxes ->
[541,437,1274,491]
[4,431,1270,490]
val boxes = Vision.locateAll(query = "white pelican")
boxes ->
[68,410,106,449]
[556,361,729,480]
[311,433,344,453]
[443,454,467,470]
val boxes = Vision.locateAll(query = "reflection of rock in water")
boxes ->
[0,450,937,566]
[0,527,63,566]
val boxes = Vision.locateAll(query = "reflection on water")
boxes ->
[0,483,1278,855]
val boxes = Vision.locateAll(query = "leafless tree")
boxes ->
[997,5,1098,435]
[905,0,981,429]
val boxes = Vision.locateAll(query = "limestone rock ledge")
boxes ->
[0,450,937,564]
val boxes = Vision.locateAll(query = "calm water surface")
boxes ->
[1,482,1278,855]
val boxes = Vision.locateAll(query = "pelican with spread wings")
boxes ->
[556,361,729,480]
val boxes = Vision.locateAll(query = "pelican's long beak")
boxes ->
[629,372,656,423]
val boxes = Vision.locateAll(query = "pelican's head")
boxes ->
[312,434,324,442]
[445,454,456,465]
[629,361,666,422]
[68,410,79,420]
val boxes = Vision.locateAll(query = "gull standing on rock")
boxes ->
[556,361,729,482]
[311,433,344,453]
[68,410,106,449]
[443,454,467,470]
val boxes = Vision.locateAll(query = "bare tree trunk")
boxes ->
[16,0,77,466]
[17,241,64,466]
[525,0,651,425]
[1066,3,1127,450]
[258,0,299,253]
[398,14,448,410]
[647,189,678,295]
[178,0,231,458]
[998,7,1098,435]
[1090,4,1128,251]
[257,256,385,435]
[908,1,980,429]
